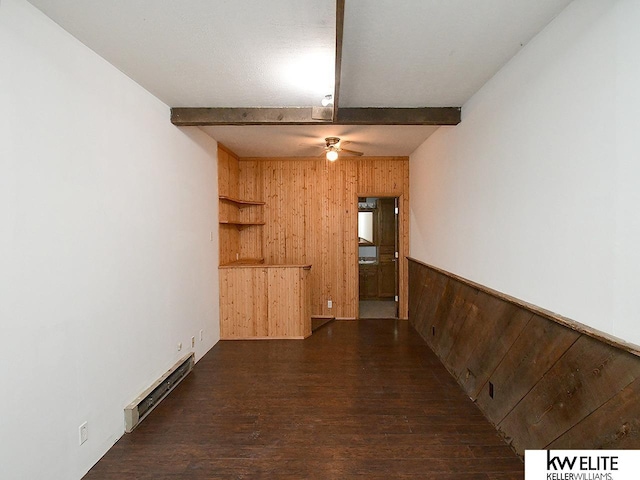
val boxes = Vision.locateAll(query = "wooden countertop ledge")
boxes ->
[220,263,311,270]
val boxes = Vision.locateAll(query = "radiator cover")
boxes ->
[124,353,194,433]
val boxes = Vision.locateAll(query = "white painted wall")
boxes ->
[410,0,640,347]
[0,1,220,478]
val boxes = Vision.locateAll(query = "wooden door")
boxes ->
[377,198,397,299]
[359,264,378,299]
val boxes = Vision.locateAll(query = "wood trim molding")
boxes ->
[408,257,640,357]
[408,258,640,454]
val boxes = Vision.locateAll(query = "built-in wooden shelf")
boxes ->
[219,220,265,230]
[219,196,265,208]
[219,258,265,267]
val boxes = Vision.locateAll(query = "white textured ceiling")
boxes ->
[27,0,573,157]
[200,125,441,158]
[26,0,337,107]
[341,0,573,107]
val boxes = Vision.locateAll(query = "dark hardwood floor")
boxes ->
[84,320,523,479]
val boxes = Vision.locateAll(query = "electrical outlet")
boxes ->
[79,421,88,445]
[210,231,214,241]
[191,336,195,348]
[199,329,203,341]
[177,342,182,351]
[327,300,332,309]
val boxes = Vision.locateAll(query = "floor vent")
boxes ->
[124,353,194,433]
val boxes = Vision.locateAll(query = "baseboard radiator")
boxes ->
[124,353,194,433]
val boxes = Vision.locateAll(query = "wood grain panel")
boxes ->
[413,269,449,349]
[401,161,410,319]
[432,281,479,362]
[217,148,230,198]
[407,260,424,316]
[219,266,311,339]
[300,268,312,338]
[217,144,239,199]
[408,258,640,456]
[228,151,239,199]
[238,226,263,262]
[447,293,532,399]
[219,224,240,266]
[326,160,358,317]
[461,310,533,401]
[238,160,263,204]
[427,277,456,351]
[241,157,409,319]
[475,313,580,426]
[303,162,323,316]
[357,157,407,195]
[220,267,264,338]
[218,146,264,265]
[499,334,640,452]
[548,375,640,449]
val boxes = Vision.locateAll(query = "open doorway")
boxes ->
[358,197,399,318]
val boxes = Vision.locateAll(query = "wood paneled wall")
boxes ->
[240,157,410,319]
[218,146,264,265]
[408,258,640,455]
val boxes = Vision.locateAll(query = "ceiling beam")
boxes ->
[336,107,461,125]
[171,106,461,126]
[333,0,345,121]
[171,107,333,126]
[170,1,462,128]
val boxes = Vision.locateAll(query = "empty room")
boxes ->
[2,0,640,479]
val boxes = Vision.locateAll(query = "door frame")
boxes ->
[355,192,408,319]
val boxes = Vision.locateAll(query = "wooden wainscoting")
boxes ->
[408,258,640,455]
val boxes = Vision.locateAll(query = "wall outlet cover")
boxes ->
[79,422,88,445]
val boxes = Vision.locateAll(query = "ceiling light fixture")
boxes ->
[321,94,333,107]
[326,146,339,162]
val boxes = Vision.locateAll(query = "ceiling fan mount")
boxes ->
[322,136,363,161]
[325,136,341,148]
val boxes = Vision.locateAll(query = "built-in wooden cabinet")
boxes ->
[218,147,265,266]
[359,264,377,299]
[219,264,311,339]
[217,144,312,339]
